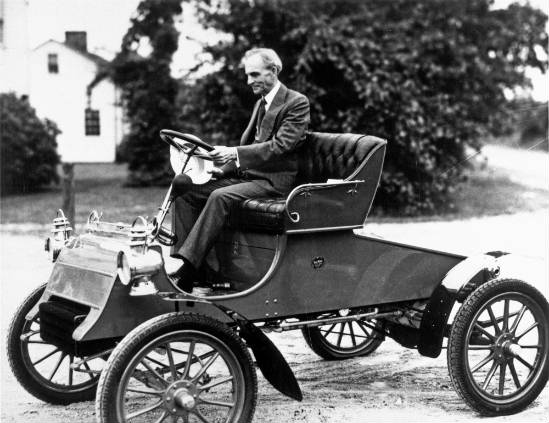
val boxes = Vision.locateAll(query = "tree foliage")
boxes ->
[0,93,60,196]
[110,0,183,185]
[180,0,547,213]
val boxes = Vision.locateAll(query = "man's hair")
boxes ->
[242,48,283,74]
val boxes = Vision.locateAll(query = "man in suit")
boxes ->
[170,48,310,292]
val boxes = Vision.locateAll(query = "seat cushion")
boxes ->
[297,132,384,184]
[227,132,386,234]
[229,197,286,233]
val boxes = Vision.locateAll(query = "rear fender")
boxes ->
[418,254,502,358]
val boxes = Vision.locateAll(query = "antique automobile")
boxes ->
[7,129,549,423]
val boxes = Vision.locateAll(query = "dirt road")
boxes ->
[1,144,548,422]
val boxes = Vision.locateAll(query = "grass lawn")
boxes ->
[1,163,168,227]
[1,150,547,230]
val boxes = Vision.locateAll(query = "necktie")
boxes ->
[255,97,267,141]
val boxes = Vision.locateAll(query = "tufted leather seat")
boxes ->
[228,132,386,233]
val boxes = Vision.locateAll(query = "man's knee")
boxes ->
[206,188,236,210]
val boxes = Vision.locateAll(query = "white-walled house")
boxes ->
[1,0,124,163]
[29,33,123,162]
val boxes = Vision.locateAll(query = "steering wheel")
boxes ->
[159,129,214,160]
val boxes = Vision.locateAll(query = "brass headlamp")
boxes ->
[116,216,163,296]
[44,209,72,262]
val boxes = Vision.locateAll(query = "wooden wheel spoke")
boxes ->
[320,329,373,342]
[167,346,188,355]
[322,323,337,337]
[486,305,501,334]
[515,322,539,340]
[182,341,195,379]
[68,355,74,386]
[502,299,510,331]
[477,311,519,328]
[32,347,60,366]
[518,344,542,349]
[467,345,493,350]
[199,398,235,408]
[498,363,507,395]
[193,409,212,423]
[48,352,66,381]
[357,321,374,336]
[192,352,219,382]
[508,361,521,389]
[470,353,494,373]
[348,322,357,347]
[165,343,178,380]
[141,359,169,386]
[481,361,499,390]
[199,375,233,391]
[126,386,164,396]
[336,324,344,347]
[509,306,527,334]
[144,354,168,369]
[83,361,95,380]
[514,355,534,371]
[154,411,170,423]
[473,323,496,341]
[126,400,163,420]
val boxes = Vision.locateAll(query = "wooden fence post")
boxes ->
[62,163,75,228]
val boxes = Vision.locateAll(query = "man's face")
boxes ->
[244,54,277,96]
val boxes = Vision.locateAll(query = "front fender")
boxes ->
[418,254,502,358]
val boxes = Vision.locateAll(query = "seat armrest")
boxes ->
[285,180,365,224]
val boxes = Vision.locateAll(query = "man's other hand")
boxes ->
[209,146,237,165]
[207,167,225,179]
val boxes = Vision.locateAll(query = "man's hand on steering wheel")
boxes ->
[209,146,237,165]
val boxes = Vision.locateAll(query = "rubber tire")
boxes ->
[447,278,549,416]
[95,312,258,423]
[302,319,384,360]
[7,283,98,404]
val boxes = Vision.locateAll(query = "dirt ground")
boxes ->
[1,144,548,422]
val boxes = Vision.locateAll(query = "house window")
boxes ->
[85,108,100,136]
[48,53,59,73]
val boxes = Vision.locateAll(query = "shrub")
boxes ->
[0,93,60,195]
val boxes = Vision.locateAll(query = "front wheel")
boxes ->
[448,278,549,415]
[96,313,257,423]
[7,283,102,404]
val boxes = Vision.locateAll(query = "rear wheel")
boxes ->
[448,278,549,415]
[96,312,257,423]
[7,283,102,404]
[302,317,384,360]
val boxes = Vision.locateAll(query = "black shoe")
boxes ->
[168,261,196,293]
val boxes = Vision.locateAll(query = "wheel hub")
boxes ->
[493,332,519,363]
[164,380,199,415]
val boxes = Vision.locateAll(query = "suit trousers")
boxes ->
[171,177,280,268]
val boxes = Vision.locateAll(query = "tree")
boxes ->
[179,0,547,214]
[110,0,183,185]
[0,93,60,195]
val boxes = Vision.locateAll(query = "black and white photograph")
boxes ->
[1,0,548,422]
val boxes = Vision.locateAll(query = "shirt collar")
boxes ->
[263,80,281,111]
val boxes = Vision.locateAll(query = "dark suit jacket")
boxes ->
[222,83,310,193]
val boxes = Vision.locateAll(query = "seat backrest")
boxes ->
[296,132,386,184]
